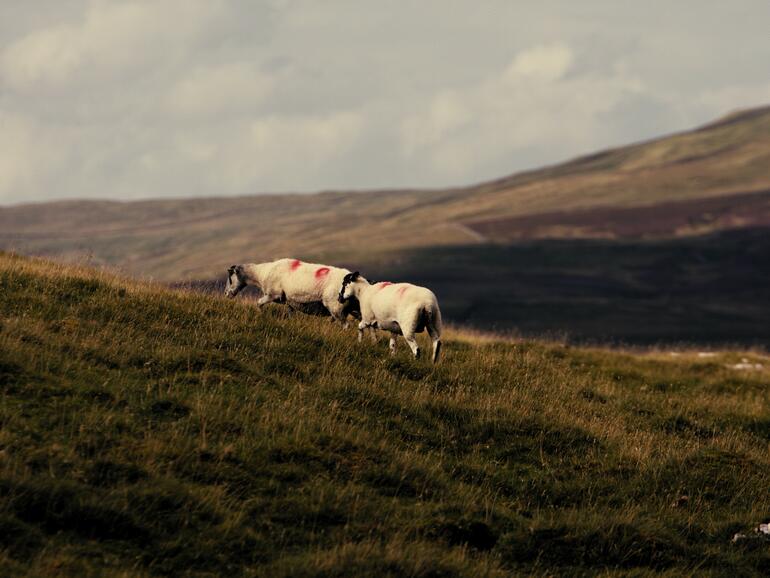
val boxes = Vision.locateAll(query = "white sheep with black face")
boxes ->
[225,258,359,325]
[338,272,443,363]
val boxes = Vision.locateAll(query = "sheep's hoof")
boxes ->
[414,348,421,359]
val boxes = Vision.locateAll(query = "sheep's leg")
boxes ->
[330,314,348,329]
[389,336,397,356]
[403,332,420,359]
[368,327,378,343]
[430,338,442,363]
[399,310,421,359]
[257,294,279,307]
[357,320,370,343]
[428,325,442,364]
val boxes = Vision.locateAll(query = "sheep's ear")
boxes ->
[352,271,360,280]
[228,265,236,275]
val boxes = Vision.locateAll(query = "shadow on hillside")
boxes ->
[182,228,770,347]
[359,228,770,347]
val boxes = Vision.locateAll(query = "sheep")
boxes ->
[225,258,359,325]
[338,272,443,363]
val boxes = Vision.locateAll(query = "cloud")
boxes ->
[398,42,656,178]
[400,91,472,158]
[0,112,73,202]
[505,43,574,81]
[197,111,366,194]
[0,1,224,93]
[0,108,365,202]
[165,62,275,118]
[1,1,770,203]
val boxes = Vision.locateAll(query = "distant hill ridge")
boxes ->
[1,105,769,280]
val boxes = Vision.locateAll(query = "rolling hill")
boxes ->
[1,253,769,576]
[1,105,769,344]
[2,105,769,281]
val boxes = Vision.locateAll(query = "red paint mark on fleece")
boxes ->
[397,286,409,298]
[315,267,330,279]
[290,259,302,271]
[376,282,393,290]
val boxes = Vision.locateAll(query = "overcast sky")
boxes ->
[1,0,769,204]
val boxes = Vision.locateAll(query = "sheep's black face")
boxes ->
[225,265,247,298]
[338,271,360,303]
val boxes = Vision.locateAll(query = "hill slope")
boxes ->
[1,105,769,281]
[367,228,770,344]
[1,253,769,576]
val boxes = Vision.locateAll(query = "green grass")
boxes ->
[0,252,768,577]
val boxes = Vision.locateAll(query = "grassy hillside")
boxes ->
[1,105,769,281]
[1,253,769,577]
[465,188,770,242]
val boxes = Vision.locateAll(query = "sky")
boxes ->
[1,0,769,204]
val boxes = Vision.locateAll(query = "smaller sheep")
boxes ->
[225,259,359,325]
[338,273,442,363]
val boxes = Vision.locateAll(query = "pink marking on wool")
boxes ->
[290,259,302,271]
[315,267,330,279]
[397,286,409,298]
[377,282,393,290]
